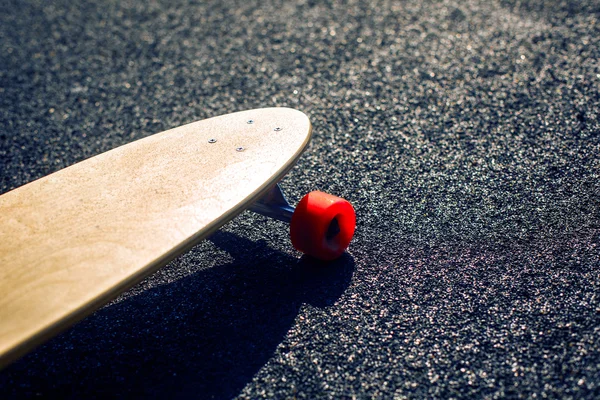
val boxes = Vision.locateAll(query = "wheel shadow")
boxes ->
[1,231,355,399]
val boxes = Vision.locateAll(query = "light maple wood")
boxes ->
[0,108,312,368]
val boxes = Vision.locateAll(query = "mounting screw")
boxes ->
[208,138,217,143]
[274,127,282,131]
[236,147,245,152]
[247,120,254,124]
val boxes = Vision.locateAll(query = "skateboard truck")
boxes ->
[251,184,356,260]
[250,184,295,223]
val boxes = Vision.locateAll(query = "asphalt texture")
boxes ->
[1,0,599,398]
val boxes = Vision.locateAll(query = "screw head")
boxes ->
[274,127,282,131]
[247,120,254,124]
[208,138,217,143]
[236,147,245,152]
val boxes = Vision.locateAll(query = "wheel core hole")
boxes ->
[325,217,341,241]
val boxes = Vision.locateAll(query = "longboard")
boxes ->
[0,107,355,368]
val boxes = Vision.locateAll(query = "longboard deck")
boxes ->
[0,107,312,368]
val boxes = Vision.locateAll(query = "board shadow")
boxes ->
[1,231,355,399]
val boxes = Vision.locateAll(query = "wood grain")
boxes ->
[0,107,312,368]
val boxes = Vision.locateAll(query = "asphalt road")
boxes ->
[1,0,599,398]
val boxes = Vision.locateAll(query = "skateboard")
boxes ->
[0,108,356,368]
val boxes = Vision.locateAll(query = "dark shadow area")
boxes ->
[1,231,355,399]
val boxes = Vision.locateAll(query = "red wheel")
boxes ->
[290,191,356,260]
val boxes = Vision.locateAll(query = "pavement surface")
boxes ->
[1,0,599,398]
